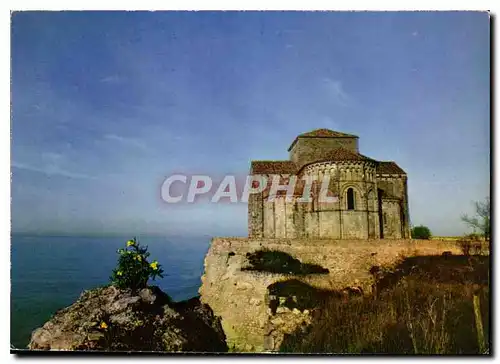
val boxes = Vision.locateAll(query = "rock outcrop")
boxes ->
[200,237,463,351]
[28,285,227,352]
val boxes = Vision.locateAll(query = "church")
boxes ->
[248,129,411,239]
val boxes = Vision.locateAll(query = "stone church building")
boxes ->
[248,129,411,239]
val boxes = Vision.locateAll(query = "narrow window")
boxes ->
[347,188,355,210]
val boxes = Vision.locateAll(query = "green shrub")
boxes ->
[110,238,164,290]
[411,225,432,240]
[243,250,329,275]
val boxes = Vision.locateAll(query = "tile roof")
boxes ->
[296,148,377,171]
[298,128,359,138]
[288,128,358,151]
[251,154,406,176]
[376,161,406,175]
[252,148,379,175]
[250,160,298,174]
[322,148,376,162]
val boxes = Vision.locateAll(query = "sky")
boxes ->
[11,11,490,237]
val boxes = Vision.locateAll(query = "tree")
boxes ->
[461,197,490,241]
[411,225,432,240]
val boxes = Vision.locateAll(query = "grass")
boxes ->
[432,235,488,243]
[242,250,329,275]
[278,254,490,354]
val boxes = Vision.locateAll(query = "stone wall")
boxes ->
[376,174,411,238]
[248,192,264,238]
[381,199,402,239]
[255,160,389,239]
[289,137,359,167]
[199,237,462,352]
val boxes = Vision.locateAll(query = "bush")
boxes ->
[243,250,329,275]
[457,239,472,256]
[465,233,482,242]
[411,225,432,240]
[457,234,486,256]
[110,238,165,290]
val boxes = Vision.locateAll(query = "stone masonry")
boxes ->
[199,237,462,352]
[248,129,411,239]
[199,128,424,352]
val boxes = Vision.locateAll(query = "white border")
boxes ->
[3,2,498,11]
[3,3,496,364]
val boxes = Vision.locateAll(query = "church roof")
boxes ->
[288,128,358,151]
[298,128,359,138]
[322,148,375,162]
[295,147,376,172]
[251,148,378,175]
[376,161,406,175]
[250,160,298,174]
[250,157,406,176]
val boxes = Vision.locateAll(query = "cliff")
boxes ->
[28,285,227,352]
[199,237,462,352]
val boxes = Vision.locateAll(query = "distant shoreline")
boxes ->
[10,232,215,239]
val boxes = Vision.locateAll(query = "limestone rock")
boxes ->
[28,285,227,352]
[249,297,262,306]
[236,281,253,290]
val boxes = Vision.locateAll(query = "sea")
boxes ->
[10,234,211,349]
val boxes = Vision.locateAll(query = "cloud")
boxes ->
[103,134,150,151]
[41,152,64,163]
[322,78,352,106]
[412,31,419,37]
[99,75,123,84]
[12,161,95,180]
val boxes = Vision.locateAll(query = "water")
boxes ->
[10,234,210,349]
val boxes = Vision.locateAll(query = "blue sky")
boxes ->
[11,11,490,237]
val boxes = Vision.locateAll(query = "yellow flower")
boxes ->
[117,271,122,276]
[150,261,158,270]
[126,240,135,247]
[135,255,142,262]
[100,322,108,329]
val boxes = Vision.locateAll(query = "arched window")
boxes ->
[347,188,355,210]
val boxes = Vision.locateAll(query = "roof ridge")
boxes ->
[299,128,358,138]
[251,160,295,163]
[251,160,298,174]
[376,161,406,174]
[288,128,359,151]
[327,147,375,160]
